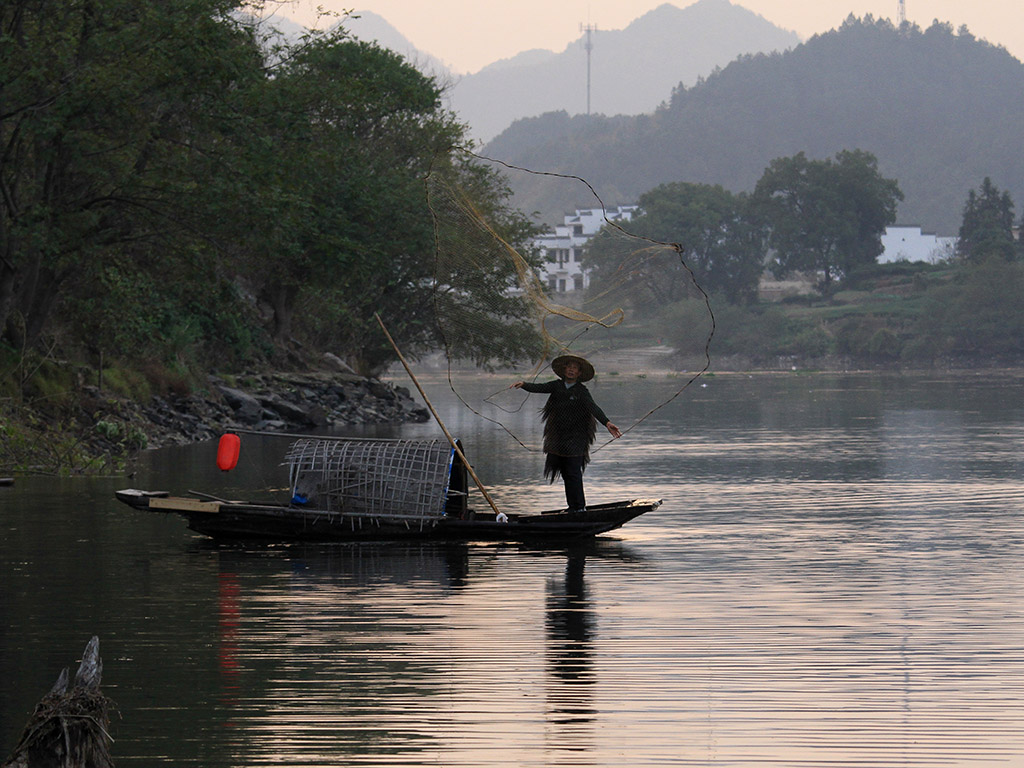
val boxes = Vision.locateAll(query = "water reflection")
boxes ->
[217,571,241,698]
[545,546,596,759]
[547,547,595,688]
[211,544,454,765]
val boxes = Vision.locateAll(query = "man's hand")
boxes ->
[606,421,622,439]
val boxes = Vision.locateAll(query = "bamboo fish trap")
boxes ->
[283,438,459,520]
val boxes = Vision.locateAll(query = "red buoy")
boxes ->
[217,433,241,471]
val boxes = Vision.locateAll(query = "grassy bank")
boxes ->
[651,260,1024,370]
[0,360,154,475]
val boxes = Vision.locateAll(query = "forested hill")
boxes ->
[485,16,1024,234]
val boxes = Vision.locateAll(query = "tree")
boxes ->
[219,35,458,346]
[225,36,541,375]
[1,1,544,382]
[753,150,902,291]
[0,0,264,353]
[585,182,766,309]
[956,177,1017,263]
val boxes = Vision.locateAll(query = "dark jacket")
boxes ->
[520,379,610,461]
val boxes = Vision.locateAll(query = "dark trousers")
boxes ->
[547,453,586,510]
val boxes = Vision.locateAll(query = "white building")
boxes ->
[533,205,638,292]
[533,216,946,295]
[879,225,957,264]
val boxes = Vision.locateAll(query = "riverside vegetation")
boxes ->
[0,0,538,473]
[587,173,1024,371]
[660,257,1024,371]
[8,245,1017,476]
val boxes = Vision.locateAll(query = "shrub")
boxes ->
[913,259,1024,357]
[868,327,902,359]
[782,325,834,357]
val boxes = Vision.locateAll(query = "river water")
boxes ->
[2,371,1023,767]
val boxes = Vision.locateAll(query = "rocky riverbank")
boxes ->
[139,370,430,448]
[1,369,430,475]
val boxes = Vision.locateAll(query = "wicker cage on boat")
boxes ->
[283,438,456,519]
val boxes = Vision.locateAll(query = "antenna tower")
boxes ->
[897,0,906,26]
[580,23,597,115]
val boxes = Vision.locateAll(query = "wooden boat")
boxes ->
[114,489,660,542]
[115,436,660,543]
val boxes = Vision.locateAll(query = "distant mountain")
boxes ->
[484,16,1024,234]
[258,10,453,78]
[344,10,451,79]
[449,0,801,142]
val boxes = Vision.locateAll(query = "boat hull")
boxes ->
[115,490,661,543]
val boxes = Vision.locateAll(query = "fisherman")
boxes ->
[511,354,622,513]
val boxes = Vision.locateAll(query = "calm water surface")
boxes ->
[2,372,1023,767]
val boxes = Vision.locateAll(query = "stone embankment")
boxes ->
[88,370,429,452]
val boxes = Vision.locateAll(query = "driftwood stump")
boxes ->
[2,637,115,768]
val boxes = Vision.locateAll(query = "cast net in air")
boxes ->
[420,147,716,463]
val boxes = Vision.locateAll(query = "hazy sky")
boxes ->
[270,0,1024,74]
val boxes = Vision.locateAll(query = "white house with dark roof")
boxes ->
[533,205,639,292]
[879,225,957,263]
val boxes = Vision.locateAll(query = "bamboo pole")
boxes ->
[374,313,503,518]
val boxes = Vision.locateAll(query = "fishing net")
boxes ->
[420,147,715,464]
